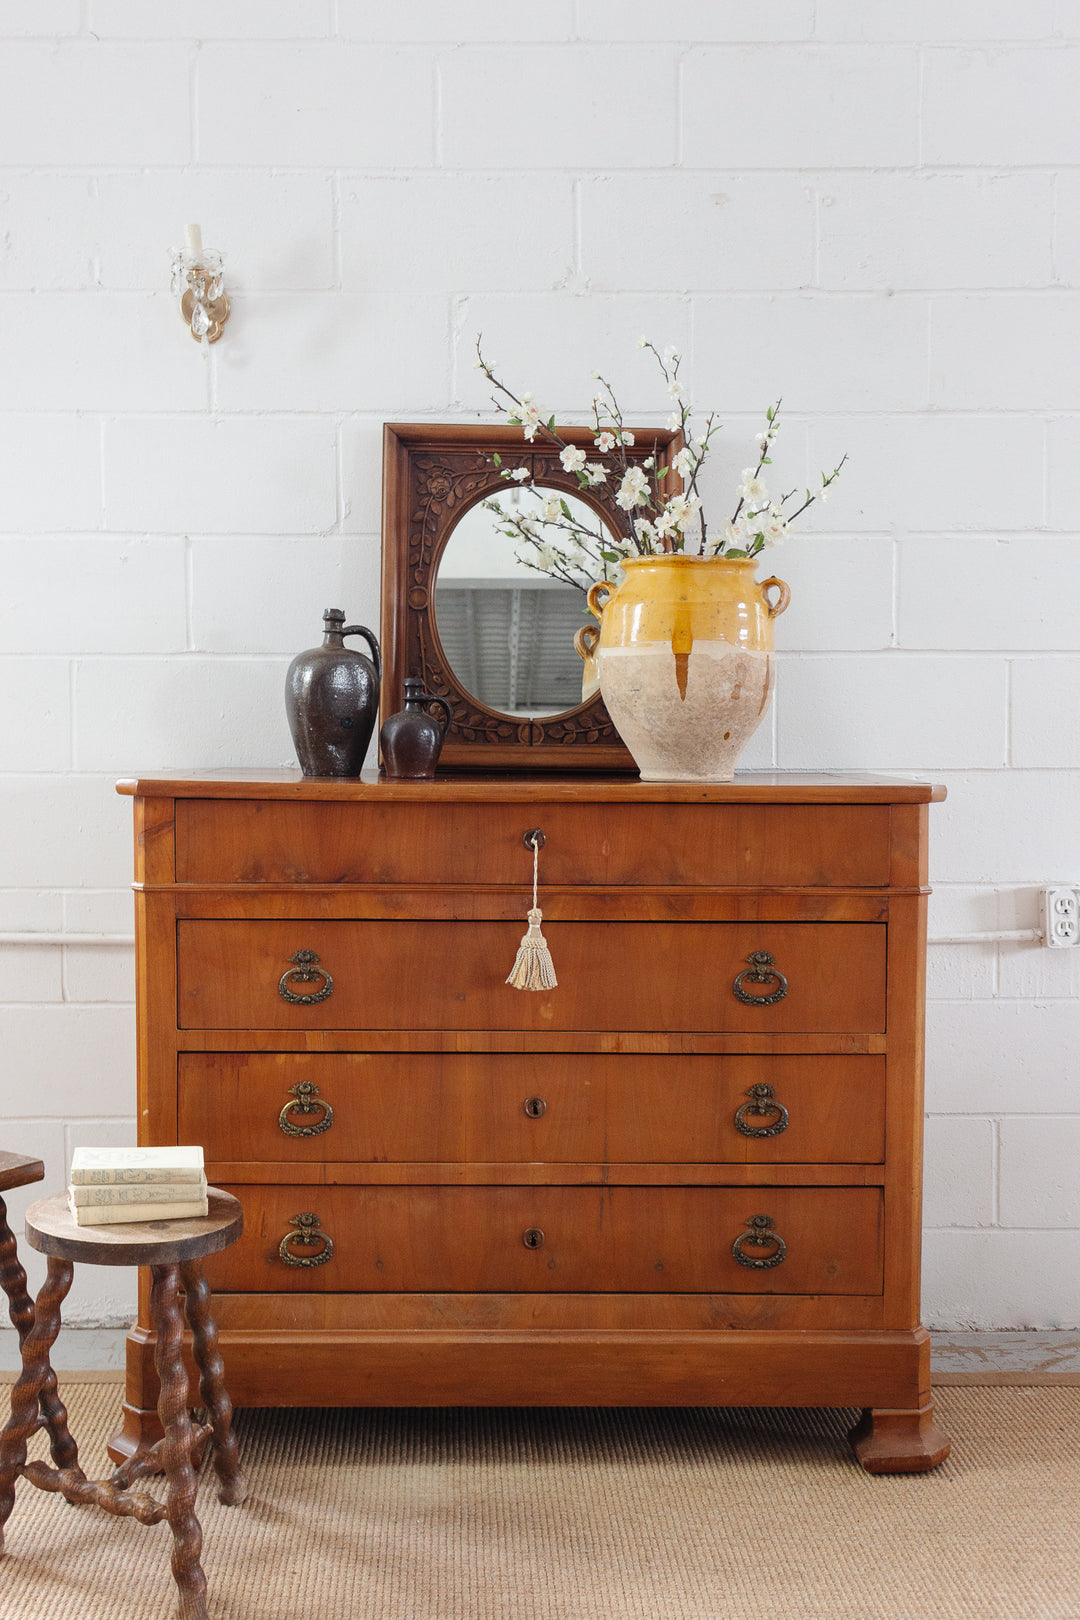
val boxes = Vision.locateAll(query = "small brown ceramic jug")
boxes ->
[285,609,381,777]
[379,677,453,780]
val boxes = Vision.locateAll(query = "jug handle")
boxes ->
[586,580,614,621]
[420,691,454,735]
[342,625,382,680]
[760,578,790,619]
[574,624,600,663]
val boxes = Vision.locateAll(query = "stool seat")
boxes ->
[0,1153,44,1194]
[25,1189,242,1268]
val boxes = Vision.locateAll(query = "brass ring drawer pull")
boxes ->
[278,949,334,1006]
[733,1083,790,1139]
[279,1080,335,1138]
[523,1096,547,1118]
[732,1214,786,1270]
[522,1228,545,1249]
[732,950,788,1007]
[279,1212,334,1268]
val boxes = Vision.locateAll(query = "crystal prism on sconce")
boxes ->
[169,223,230,344]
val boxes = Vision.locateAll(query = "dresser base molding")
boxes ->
[112,1325,945,1473]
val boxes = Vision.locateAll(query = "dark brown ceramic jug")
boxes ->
[379,677,453,780]
[285,609,381,776]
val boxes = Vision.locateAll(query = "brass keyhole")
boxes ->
[522,1228,545,1249]
[523,1096,547,1118]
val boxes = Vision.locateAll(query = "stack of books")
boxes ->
[68,1146,208,1226]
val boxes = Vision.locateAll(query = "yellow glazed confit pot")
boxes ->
[586,555,790,782]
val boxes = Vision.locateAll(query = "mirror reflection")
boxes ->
[434,487,615,718]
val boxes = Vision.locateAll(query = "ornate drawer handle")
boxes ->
[522,1227,545,1249]
[278,949,334,1006]
[279,1212,334,1268]
[734,1083,790,1139]
[279,1079,335,1138]
[732,1214,787,1270]
[732,950,788,1007]
[523,1096,547,1118]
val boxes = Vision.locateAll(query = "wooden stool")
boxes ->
[0,1187,246,1620]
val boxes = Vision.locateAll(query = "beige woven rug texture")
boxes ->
[1,1386,1077,1620]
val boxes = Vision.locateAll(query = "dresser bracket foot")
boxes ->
[848,1402,950,1474]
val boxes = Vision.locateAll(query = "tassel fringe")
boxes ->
[507,833,557,991]
[506,907,558,991]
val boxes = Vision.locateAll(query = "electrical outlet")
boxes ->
[1040,886,1080,947]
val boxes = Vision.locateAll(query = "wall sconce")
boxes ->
[169,223,230,343]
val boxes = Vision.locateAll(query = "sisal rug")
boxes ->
[0,1386,1077,1619]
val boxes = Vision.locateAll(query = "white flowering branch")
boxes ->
[472,334,845,589]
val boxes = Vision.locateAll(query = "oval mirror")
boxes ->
[433,485,618,719]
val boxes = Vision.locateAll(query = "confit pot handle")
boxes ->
[586,580,615,620]
[760,577,791,618]
[573,623,600,663]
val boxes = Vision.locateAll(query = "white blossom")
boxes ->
[666,412,683,432]
[739,470,769,505]
[584,463,607,485]
[637,335,649,349]
[509,467,531,482]
[559,445,587,473]
[672,447,695,479]
[595,431,617,453]
[657,493,702,536]
[644,456,655,469]
[619,430,635,446]
[662,345,679,365]
[634,518,657,546]
[667,380,684,398]
[542,495,563,521]
[517,394,543,440]
[616,466,649,511]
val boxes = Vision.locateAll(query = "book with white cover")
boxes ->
[70,1177,208,1208]
[69,1194,210,1226]
[70,1146,205,1186]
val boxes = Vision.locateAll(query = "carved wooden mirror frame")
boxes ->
[380,422,679,772]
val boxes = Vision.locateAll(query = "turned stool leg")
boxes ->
[180,1261,246,1506]
[0,1256,80,1553]
[151,1264,209,1620]
[0,1200,79,1476]
[0,1194,35,1345]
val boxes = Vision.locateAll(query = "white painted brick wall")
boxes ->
[1,7,1078,1337]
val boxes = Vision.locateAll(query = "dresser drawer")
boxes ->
[174,799,891,888]
[182,1053,886,1166]
[205,1185,883,1295]
[177,921,886,1034]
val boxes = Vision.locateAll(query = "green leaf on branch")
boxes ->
[493,452,502,466]
[560,499,573,519]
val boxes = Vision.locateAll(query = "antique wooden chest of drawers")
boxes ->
[115,770,948,1473]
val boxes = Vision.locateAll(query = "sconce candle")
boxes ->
[170,221,230,344]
